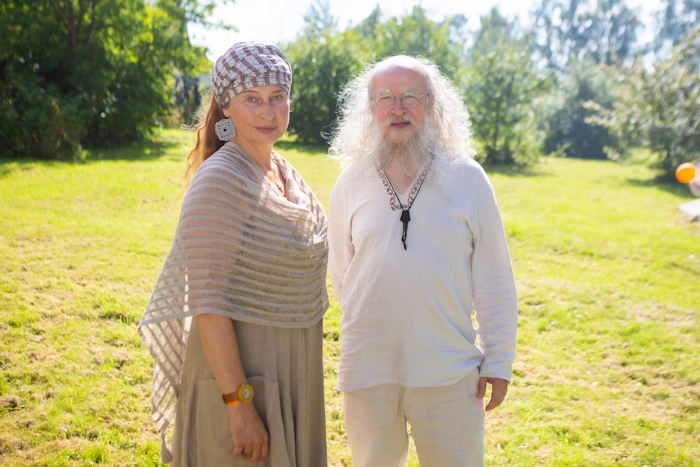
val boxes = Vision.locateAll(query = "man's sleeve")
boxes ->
[471,170,518,382]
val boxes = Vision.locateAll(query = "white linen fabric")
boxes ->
[139,141,328,460]
[343,368,484,467]
[328,155,517,392]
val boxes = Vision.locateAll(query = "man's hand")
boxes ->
[477,377,509,411]
[228,402,269,462]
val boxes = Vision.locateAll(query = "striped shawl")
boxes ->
[138,141,328,456]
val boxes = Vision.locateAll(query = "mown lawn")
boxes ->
[1,129,698,466]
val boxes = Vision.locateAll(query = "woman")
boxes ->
[139,42,328,466]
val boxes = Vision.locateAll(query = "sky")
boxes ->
[189,0,662,62]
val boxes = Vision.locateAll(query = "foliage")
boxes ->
[654,0,700,56]
[532,0,641,71]
[464,8,546,165]
[531,0,641,160]
[540,60,619,159]
[587,26,700,179]
[284,5,468,144]
[365,6,468,83]
[0,0,212,159]
[285,29,369,144]
[0,131,698,465]
[301,0,338,38]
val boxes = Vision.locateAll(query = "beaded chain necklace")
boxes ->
[267,158,285,195]
[377,154,435,250]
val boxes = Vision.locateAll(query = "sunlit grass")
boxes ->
[1,129,698,465]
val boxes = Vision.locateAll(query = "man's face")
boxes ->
[369,65,429,145]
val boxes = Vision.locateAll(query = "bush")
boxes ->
[586,27,700,178]
[0,0,209,159]
[541,60,618,159]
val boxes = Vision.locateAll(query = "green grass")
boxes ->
[1,129,698,466]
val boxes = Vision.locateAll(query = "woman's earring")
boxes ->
[215,118,236,141]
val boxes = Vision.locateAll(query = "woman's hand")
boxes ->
[194,314,268,461]
[228,402,270,462]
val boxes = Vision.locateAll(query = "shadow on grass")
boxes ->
[0,162,34,179]
[81,136,182,162]
[626,176,697,200]
[0,135,183,179]
[275,139,329,157]
[275,142,556,177]
[485,163,550,178]
[1,136,325,177]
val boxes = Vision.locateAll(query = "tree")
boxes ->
[541,60,618,159]
[655,0,700,56]
[355,5,382,40]
[0,0,214,159]
[587,26,700,179]
[369,6,467,83]
[533,0,641,71]
[284,8,369,143]
[465,8,546,165]
[285,6,468,144]
[302,0,337,38]
[530,0,640,159]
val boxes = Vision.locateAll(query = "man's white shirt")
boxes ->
[328,155,518,391]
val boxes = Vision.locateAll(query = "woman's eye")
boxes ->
[272,94,288,103]
[246,96,259,104]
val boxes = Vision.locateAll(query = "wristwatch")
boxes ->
[222,383,254,406]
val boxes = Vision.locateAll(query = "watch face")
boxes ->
[240,386,253,401]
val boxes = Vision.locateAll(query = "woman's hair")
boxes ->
[185,93,226,183]
[329,55,475,162]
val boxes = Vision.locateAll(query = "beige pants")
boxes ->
[343,368,484,467]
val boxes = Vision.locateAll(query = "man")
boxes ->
[327,55,518,466]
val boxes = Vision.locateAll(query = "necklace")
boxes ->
[267,159,285,195]
[270,176,285,194]
[377,155,435,250]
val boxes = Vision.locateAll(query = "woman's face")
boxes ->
[222,85,290,147]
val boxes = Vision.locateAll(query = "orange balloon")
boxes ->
[676,163,697,184]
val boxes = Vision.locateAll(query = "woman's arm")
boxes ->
[195,313,269,462]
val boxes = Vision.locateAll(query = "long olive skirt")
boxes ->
[171,318,327,466]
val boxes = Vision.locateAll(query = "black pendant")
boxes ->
[400,209,410,250]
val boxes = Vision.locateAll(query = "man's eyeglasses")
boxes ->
[371,90,430,109]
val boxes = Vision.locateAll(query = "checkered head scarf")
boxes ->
[212,42,292,108]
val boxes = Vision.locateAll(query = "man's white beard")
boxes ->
[369,116,435,172]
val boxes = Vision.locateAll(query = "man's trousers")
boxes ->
[343,368,485,467]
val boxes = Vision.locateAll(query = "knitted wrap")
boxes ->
[138,141,328,459]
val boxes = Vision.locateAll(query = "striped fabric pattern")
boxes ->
[138,142,327,458]
[212,42,292,107]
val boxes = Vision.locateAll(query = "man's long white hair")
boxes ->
[329,55,475,163]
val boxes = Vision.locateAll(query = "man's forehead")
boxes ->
[371,64,428,91]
